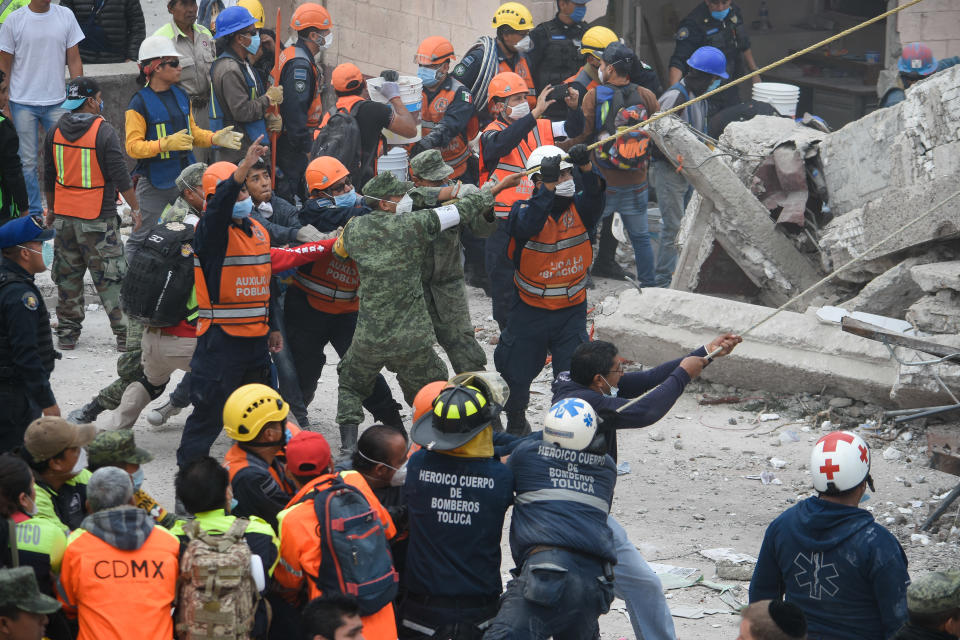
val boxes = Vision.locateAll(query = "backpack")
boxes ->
[303,475,398,616]
[594,84,652,172]
[176,518,259,640]
[310,104,374,188]
[121,221,196,327]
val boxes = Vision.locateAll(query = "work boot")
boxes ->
[146,400,183,426]
[592,215,628,281]
[57,334,78,351]
[339,424,359,458]
[68,398,105,424]
[505,411,531,437]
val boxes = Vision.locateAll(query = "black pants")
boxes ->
[484,220,518,331]
[0,387,39,453]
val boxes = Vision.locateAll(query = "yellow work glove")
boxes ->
[212,125,243,150]
[159,129,194,152]
[265,112,283,133]
[265,84,283,105]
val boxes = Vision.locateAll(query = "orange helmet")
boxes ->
[415,36,455,66]
[332,63,364,93]
[291,3,332,31]
[202,161,237,199]
[305,156,349,193]
[413,380,449,422]
[487,71,528,100]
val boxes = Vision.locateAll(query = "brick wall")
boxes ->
[898,0,960,60]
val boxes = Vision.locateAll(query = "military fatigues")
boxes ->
[528,14,589,121]
[335,188,495,427]
[0,257,56,452]
[893,570,960,640]
[671,2,751,112]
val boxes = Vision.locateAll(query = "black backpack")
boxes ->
[121,221,196,327]
[311,103,377,189]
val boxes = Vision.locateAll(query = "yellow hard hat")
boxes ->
[223,384,289,442]
[581,26,618,58]
[236,0,265,28]
[491,2,533,31]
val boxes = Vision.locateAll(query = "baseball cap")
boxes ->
[87,430,154,469]
[0,567,61,614]
[907,570,960,614]
[284,431,332,477]
[602,42,636,68]
[61,76,101,111]
[0,215,55,249]
[332,63,365,93]
[23,416,96,463]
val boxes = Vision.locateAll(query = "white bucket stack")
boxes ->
[377,147,409,181]
[367,75,423,144]
[752,82,800,118]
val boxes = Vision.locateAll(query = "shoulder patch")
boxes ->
[731,13,739,24]
[453,63,467,77]
[293,67,308,81]
[295,79,307,93]
[21,292,38,311]
[676,27,690,41]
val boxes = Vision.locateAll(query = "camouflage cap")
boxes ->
[87,429,154,469]
[409,149,454,182]
[175,162,208,193]
[362,171,414,202]
[0,567,61,614]
[907,570,960,614]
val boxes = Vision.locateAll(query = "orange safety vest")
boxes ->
[278,45,325,129]
[509,203,592,310]
[478,118,554,219]
[52,117,105,220]
[194,218,272,337]
[413,80,478,179]
[291,249,359,314]
[566,66,599,93]
[499,56,537,108]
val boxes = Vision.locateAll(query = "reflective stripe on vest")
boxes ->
[499,56,537,107]
[479,118,553,218]
[415,79,473,177]
[278,45,324,129]
[138,86,195,190]
[52,117,105,220]
[208,54,268,143]
[290,251,359,314]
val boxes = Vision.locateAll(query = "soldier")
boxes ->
[0,567,62,640]
[408,150,493,374]
[334,171,519,455]
[894,571,960,639]
[0,216,58,453]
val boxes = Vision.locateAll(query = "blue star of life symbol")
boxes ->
[554,398,586,418]
[793,551,839,600]
[583,413,594,427]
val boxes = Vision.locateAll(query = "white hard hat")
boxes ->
[810,430,871,494]
[525,144,573,173]
[138,36,182,63]
[543,398,598,451]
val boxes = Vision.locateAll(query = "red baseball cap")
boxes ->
[285,431,332,477]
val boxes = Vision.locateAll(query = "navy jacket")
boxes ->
[749,497,909,639]
[297,197,370,234]
[508,165,605,242]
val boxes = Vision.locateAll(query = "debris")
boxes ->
[716,559,755,581]
[828,397,853,409]
[778,430,800,444]
[769,458,788,469]
[648,430,665,442]
[674,440,684,450]
[693,513,706,521]
[86,304,100,311]
[617,461,631,476]
[670,606,736,619]
[700,548,758,565]
[649,563,701,590]
[910,261,960,294]
[910,533,931,546]
[759,413,781,422]
[882,446,902,461]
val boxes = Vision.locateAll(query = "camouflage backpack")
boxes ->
[176,518,259,640]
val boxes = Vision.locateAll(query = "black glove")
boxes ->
[540,155,561,183]
[409,141,427,158]
[380,69,399,82]
[568,143,590,167]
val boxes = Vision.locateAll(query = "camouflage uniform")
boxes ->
[335,172,496,428]
[906,569,960,613]
[0,566,62,614]
[51,215,127,345]
[409,151,496,373]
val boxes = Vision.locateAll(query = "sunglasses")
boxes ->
[158,59,180,68]
[327,178,353,195]
[239,29,258,38]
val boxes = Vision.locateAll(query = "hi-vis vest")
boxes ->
[138,86,196,190]
[500,56,537,107]
[291,249,359,315]
[509,203,592,310]
[278,44,324,129]
[415,79,477,179]
[223,421,301,494]
[566,66,599,93]
[479,118,554,219]
[52,117,105,219]
[209,53,268,144]
[194,218,271,337]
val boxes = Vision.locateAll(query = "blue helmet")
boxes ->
[686,46,729,79]
[215,5,257,38]
[898,43,937,76]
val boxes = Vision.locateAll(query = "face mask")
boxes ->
[514,35,533,53]
[229,497,239,513]
[600,375,618,398]
[598,67,605,83]
[395,193,414,214]
[244,33,261,55]
[570,5,587,21]
[860,493,870,504]
[711,7,731,20]
[41,241,53,268]
[98,99,104,113]
[389,461,408,487]
[318,32,333,50]
[334,188,359,208]
[232,197,254,218]
[707,78,722,92]
[417,66,441,87]
[130,468,144,492]
[507,100,531,120]
[71,448,88,475]
[554,179,576,197]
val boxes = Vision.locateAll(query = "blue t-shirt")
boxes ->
[403,450,514,597]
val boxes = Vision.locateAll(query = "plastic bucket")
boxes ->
[752,82,800,118]
[367,75,423,144]
[378,147,409,181]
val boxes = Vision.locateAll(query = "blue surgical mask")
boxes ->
[41,240,53,269]
[417,66,441,87]
[600,375,618,398]
[707,78,722,92]
[229,497,239,512]
[131,468,144,492]
[232,197,254,218]
[244,33,261,55]
[570,5,587,21]
[98,99,104,113]
[711,8,731,20]
[334,188,359,208]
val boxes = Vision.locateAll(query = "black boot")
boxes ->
[338,424,359,459]
[68,398,105,424]
[506,411,531,437]
[592,215,628,280]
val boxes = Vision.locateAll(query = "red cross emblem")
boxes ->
[816,432,854,453]
[858,444,868,462]
[819,458,841,480]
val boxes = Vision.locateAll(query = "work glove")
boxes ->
[265,112,283,133]
[265,84,284,105]
[567,143,591,167]
[380,69,399,82]
[160,129,194,152]
[380,81,401,101]
[539,155,562,183]
[212,125,243,150]
[296,224,324,243]
[408,141,428,159]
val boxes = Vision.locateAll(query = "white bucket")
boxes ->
[752,82,800,118]
[377,147,409,181]
[367,75,423,144]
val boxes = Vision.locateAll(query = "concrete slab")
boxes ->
[841,257,928,318]
[906,291,960,334]
[910,261,960,293]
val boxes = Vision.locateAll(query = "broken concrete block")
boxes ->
[906,291,960,334]
[716,559,755,581]
[841,257,927,318]
[910,261,960,294]
[719,115,826,184]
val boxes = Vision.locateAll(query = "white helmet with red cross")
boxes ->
[810,430,872,494]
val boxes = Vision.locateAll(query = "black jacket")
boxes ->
[61,0,145,63]
[0,115,27,226]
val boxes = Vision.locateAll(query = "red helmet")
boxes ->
[898,42,937,76]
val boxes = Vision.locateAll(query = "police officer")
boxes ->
[494,144,602,436]
[0,216,57,453]
[894,570,960,639]
[276,3,333,202]
[528,0,592,121]
[669,0,760,113]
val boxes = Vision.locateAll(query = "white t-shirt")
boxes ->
[0,4,84,106]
